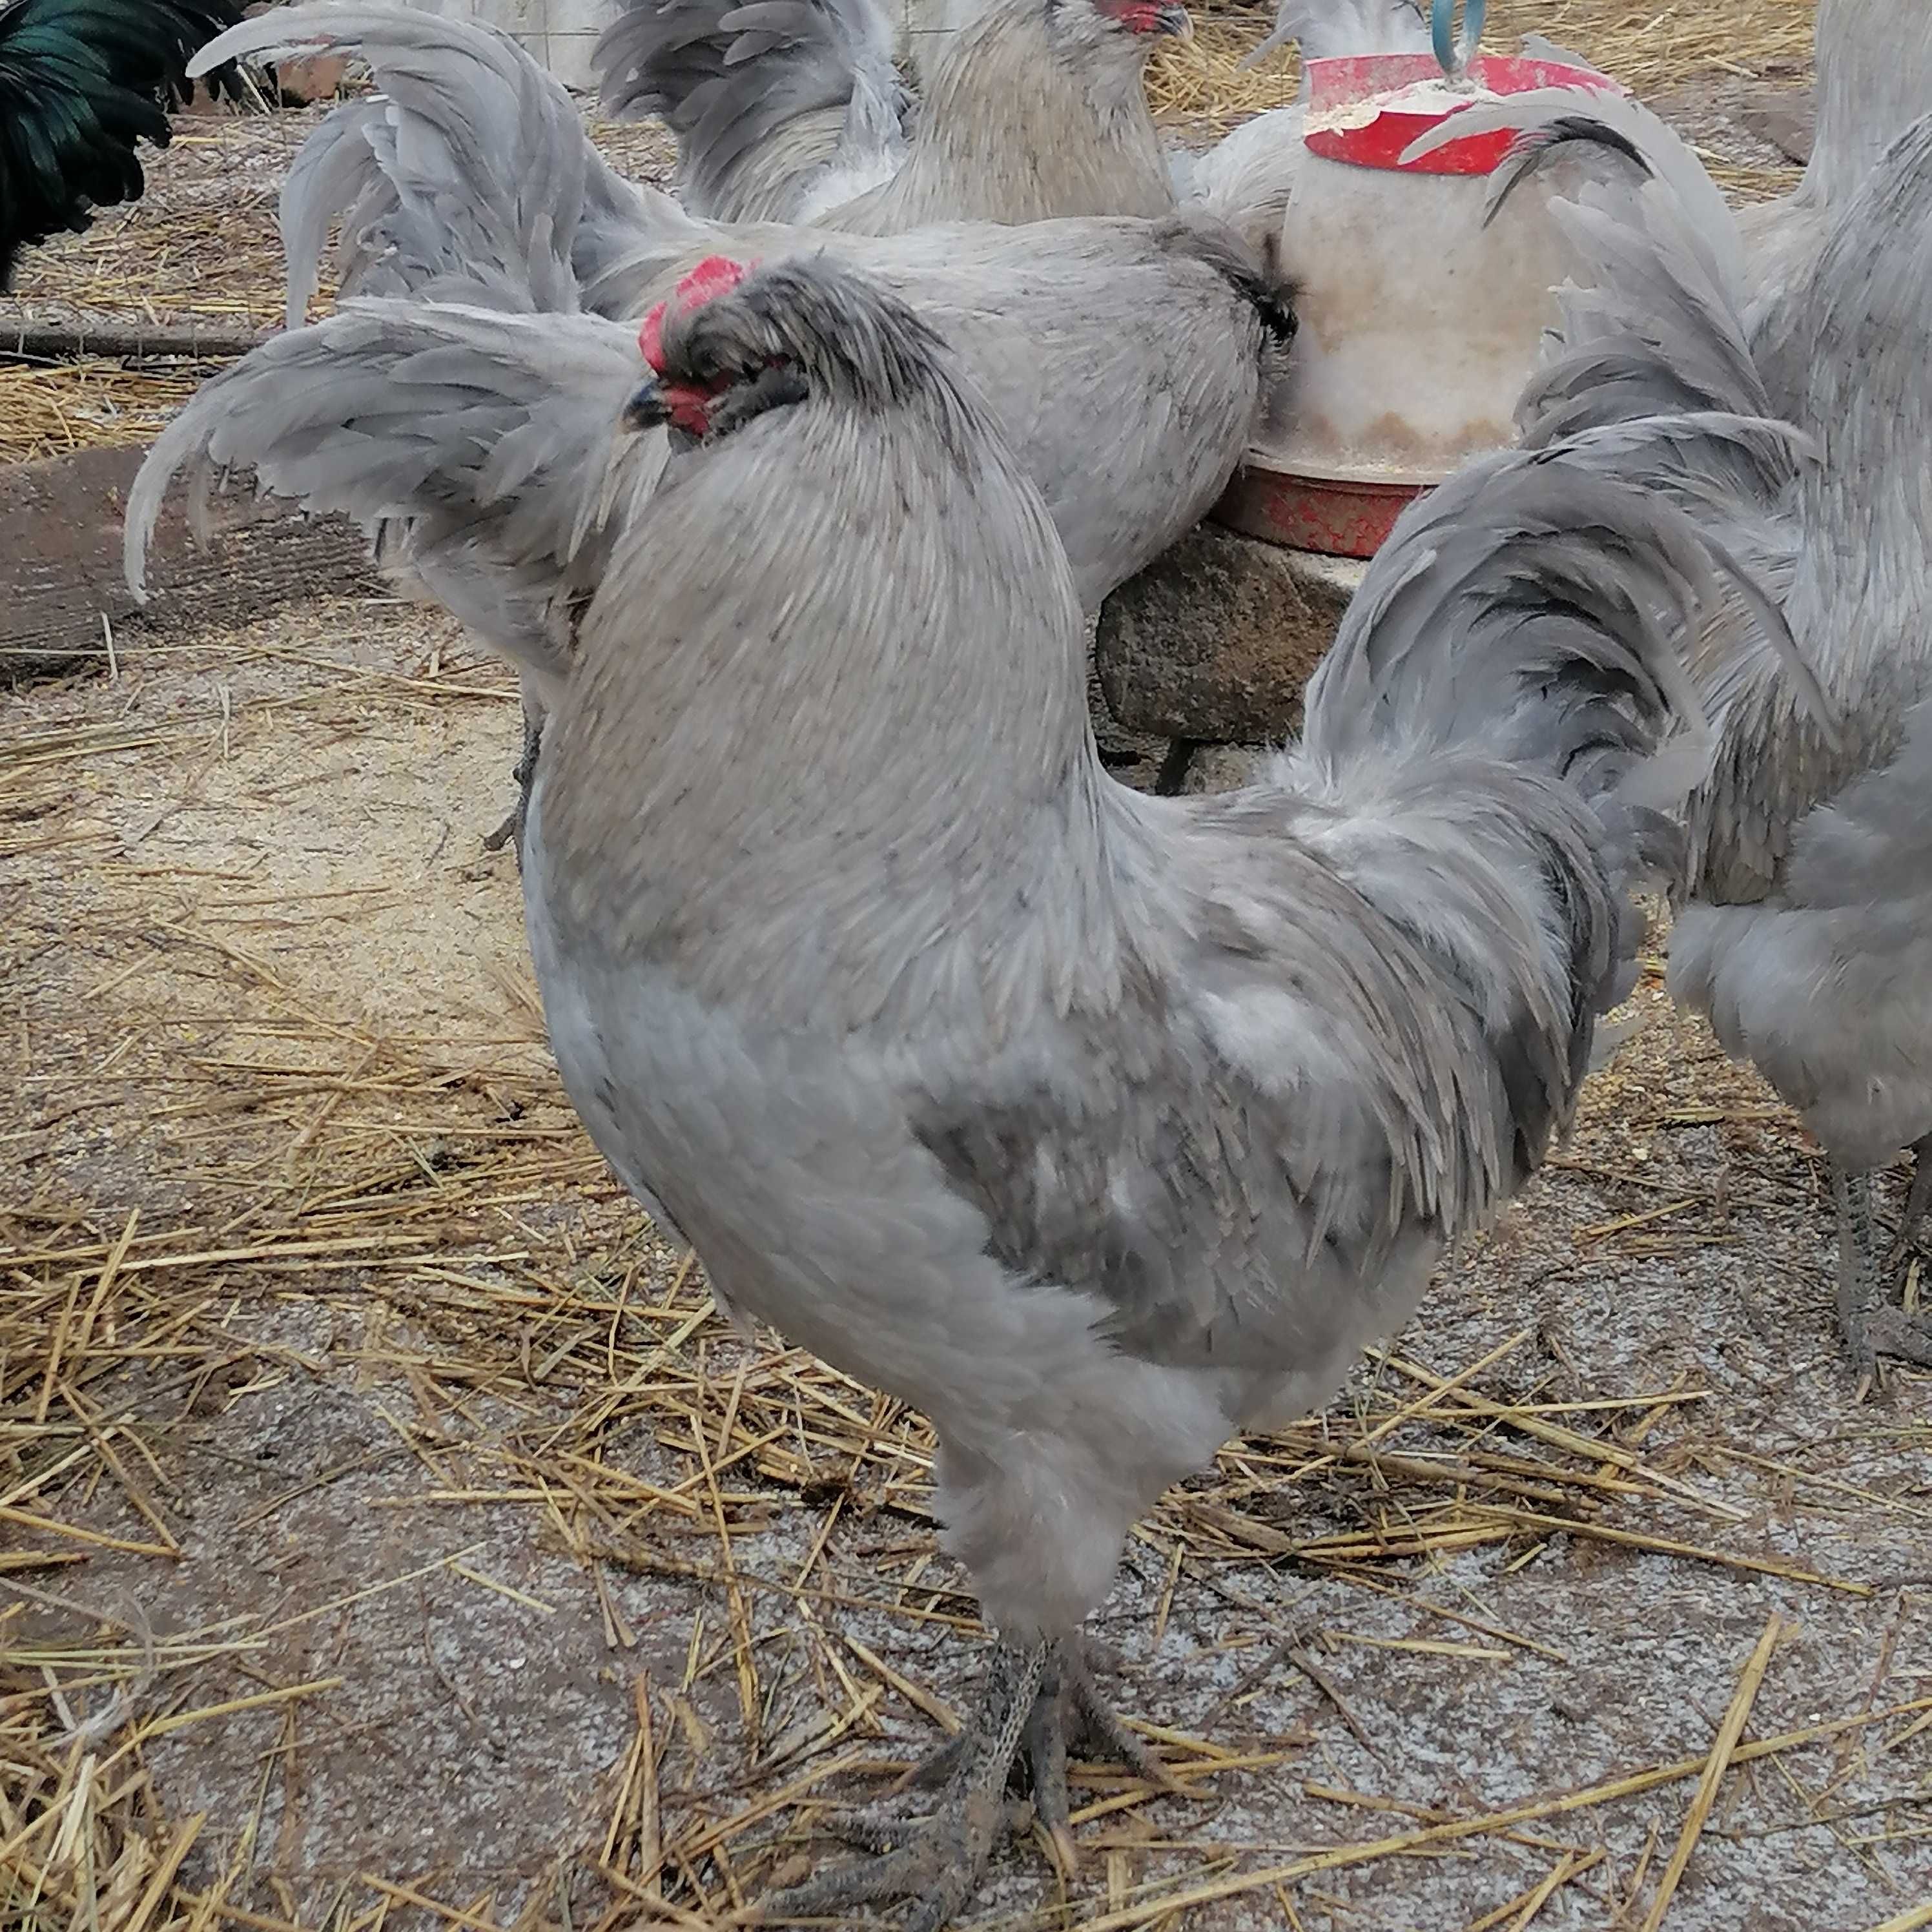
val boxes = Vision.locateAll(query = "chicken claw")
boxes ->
[482,710,544,857]
[1833,1161,1932,1373]
[760,1639,1171,1927]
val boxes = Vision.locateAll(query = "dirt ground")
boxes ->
[5,8,1931,1932]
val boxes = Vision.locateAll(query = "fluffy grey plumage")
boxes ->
[598,0,909,222]
[190,3,658,331]
[122,297,661,700]
[1737,0,1932,415]
[1459,86,1932,1368]
[184,3,1287,629]
[599,0,1180,230]
[520,246,1749,1915]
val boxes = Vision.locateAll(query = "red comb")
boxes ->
[637,258,750,375]
[675,255,747,305]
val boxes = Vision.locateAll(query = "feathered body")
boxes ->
[1738,0,1932,413]
[177,2,1289,647]
[1672,123,1932,1177]
[598,0,1180,231]
[524,251,1731,1654]
[1450,81,1932,1363]
[0,0,246,289]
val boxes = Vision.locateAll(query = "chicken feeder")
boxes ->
[1215,14,1620,560]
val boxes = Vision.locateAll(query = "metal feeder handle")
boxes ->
[1430,0,1486,70]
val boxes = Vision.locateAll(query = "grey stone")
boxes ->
[1182,742,1269,795]
[1095,522,1363,742]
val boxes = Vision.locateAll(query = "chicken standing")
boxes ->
[0,0,247,290]
[1420,86,1932,1371]
[511,244,1804,1924]
[599,0,1184,229]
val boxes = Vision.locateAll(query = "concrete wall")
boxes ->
[408,0,613,91]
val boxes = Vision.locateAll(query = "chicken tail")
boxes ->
[190,2,661,328]
[1286,438,1757,1145]
[121,297,662,693]
[1408,90,1836,744]
[597,0,910,223]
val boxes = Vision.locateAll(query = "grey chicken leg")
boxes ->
[762,1640,1169,1927]
[1836,1144,1932,1372]
[484,708,546,858]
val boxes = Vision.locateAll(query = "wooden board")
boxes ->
[1,445,382,684]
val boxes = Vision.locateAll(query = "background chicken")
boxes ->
[0,0,252,289]
[203,4,1280,618]
[124,210,1291,677]
[512,243,1803,1925]
[177,0,1291,849]
[1425,80,1932,1372]
[597,0,1185,230]
[1738,0,1932,415]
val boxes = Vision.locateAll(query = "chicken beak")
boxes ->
[1156,3,1193,40]
[622,378,671,433]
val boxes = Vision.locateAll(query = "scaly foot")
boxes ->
[1834,1161,1932,1372]
[482,710,545,856]
[759,1639,1172,1927]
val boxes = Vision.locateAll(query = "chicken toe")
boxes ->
[1023,1641,1178,1868]
[761,1637,1173,1926]
[1833,1163,1932,1371]
[759,1643,1045,1929]
[1887,1133,1932,1273]
[1851,1304,1932,1369]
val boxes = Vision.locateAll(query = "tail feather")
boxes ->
[1254,444,1732,1184]
[1302,447,1718,789]
[1444,93,1837,742]
[123,298,660,690]
[597,0,909,221]
[194,2,660,325]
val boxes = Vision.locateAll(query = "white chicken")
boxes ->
[511,243,1812,1922]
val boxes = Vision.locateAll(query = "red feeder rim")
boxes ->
[1302,52,1622,176]
[1215,462,1430,561]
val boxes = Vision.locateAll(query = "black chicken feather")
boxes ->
[0,0,249,290]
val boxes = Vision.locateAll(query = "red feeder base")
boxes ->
[1215,460,1434,560]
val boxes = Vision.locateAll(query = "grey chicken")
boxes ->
[124,210,1291,672]
[195,3,1286,617]
[1428,85,1932,1371]
[515,245,1797,1923]
[179,2,1291,843]
[1738,0,1932,415]
[598,0,1184,229]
